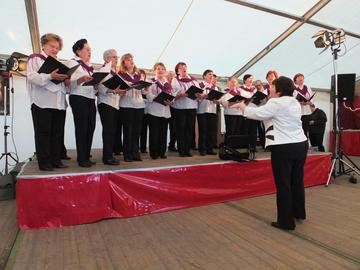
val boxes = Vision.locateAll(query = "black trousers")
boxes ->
[173,108,196,155]
[69,95,96,163]
[224,115,243,139]
[31,104,65,168]
[270,141,308,229]
[257,121,265,149]
[148,114,168,157]
[309,131,325,152]
[120,107,144,160]
[168,107,177,148]
[140,113,149,152]
[98,103,117,161]
[244,118,257,151]
[60,109,68,158]
[197,113,217,153]
[301,115,310,138]
[113,109,123,154]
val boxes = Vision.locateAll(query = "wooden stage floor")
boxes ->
[19,148,325,177]
[2,155,359,269]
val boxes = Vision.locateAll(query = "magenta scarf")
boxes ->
[119,72,141,83]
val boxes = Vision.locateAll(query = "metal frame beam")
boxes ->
[24,0,41,53]
[226,0,360,77]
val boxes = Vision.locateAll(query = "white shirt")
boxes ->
[171,76,199,109]
[197,81,218,114]
[243,96,307,147]
[146,78,171,118]
[68,58,97,99]
[97,66,121,110]
[119,72,146,109]
[294,84,313,115]
[26,51,67,110]
[220,89,243,116]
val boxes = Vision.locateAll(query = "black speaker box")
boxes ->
[331,73,356,102]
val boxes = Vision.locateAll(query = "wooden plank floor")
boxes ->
[5,178,360,270]
[4,156,360,270]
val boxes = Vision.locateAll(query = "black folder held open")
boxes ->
[251,91,268,105]
[186,85,203,100]
[153,92,175,106]
[102,75,152,90]
[83,72,109,86]
[206,90,224,101]
[227,95,248,103]
[296,92,315,103]
[38,56,80,85]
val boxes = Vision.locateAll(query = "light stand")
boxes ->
[0,73,18,176]
[325,45,360,186]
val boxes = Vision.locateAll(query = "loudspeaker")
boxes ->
[331,73,356,102]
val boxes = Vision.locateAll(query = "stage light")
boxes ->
[312,29,345,49]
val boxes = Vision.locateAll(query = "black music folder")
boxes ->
[38,56,80,84]
[206,90,224,101]
[103,76,152,90]
[153,92,175,106]
[251,91,268,105]
[296,92,315,103]
[186,85,203,100]
[228,95,248,103]
[102,75,129,90]
[83,72,109,86]
[131,80,152,90]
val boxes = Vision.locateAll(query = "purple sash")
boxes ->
[28,53,46,61]
[76,59,94,74]
[152,78,172,93]
[240,85,256,93]
[176,75,196,83]
[296,85,308,96]
[226,88,240,96]
[118,72,141,83]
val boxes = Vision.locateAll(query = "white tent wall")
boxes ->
[0,76,333,173]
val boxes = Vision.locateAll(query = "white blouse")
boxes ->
[220,89,243,116]
[68,58,97,99]
[146,78,172,118]
[171,75,199,110]
[118,72,146,109]
[197,81,218,114]
[294,84,313,116]
[244,96,307,147]
[97,66,121,110]
[26,51,67,110]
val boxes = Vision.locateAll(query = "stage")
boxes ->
[16,149,332,230]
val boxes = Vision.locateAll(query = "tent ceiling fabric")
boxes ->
[1,0,32,55]
[2,0,359,89]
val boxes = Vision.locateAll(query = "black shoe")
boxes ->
[52,162,68,169]
[151,155,158,160]
[179,153,186,157]
[271,222,295,231]
[61,155,71,160]
[141,150,148,154]
[133,157,143,161]
[39,165,54,171]
[206,151,217,155]
[103,158,120,165]
[168,146,178,152]
[160,155,167,159]
[199,152,206,156]
[88,159,96,165]
[185,153,193,157]
[79,161,92,168]
[124,158,133,162]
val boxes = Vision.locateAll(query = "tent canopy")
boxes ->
[2,0,360,88]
